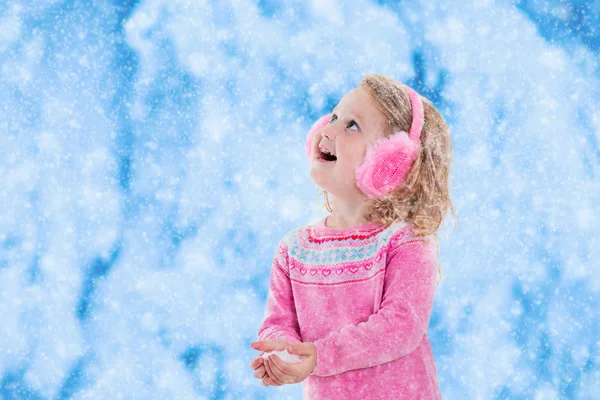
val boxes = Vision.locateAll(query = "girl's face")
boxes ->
[309,85,387,199]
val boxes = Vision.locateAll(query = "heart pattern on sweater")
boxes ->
[390,231,405,247]
[283,224,415,281]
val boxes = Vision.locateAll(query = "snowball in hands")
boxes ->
[261,349,301,363]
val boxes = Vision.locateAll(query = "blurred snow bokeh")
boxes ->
[0,0,598,398]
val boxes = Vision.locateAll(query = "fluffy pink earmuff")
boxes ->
[305,85,424,200]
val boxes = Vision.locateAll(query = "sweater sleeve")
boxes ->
[256,239,303,345]
[310,237,439,377]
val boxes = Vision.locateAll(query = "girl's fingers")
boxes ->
[254,365,266,379]
[250,354,266,370]
[264,359,284,386]
[250,357,264,370]
[264,376,278,386]
[263,373,275,386]
[268,355,295,382]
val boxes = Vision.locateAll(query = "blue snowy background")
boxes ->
[1,0,598,399]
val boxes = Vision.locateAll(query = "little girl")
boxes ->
[249,73,455,399]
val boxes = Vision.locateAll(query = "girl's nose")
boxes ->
[322,124,335,142]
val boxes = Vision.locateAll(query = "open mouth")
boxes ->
[318,148,337,162]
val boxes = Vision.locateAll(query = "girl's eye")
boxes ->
[330,114,359,131]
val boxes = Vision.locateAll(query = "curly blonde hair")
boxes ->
[317,74,457,282]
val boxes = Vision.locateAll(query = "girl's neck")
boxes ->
[325,214,370,229]
[326,194,371,229]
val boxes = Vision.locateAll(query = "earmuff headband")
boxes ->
[404,85,424,143]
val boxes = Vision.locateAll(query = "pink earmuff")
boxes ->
[355,86,424,199]
[305,85,424,200]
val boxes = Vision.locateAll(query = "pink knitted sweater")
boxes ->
[257,217,442,399]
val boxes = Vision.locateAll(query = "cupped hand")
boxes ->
[249,339,290,386]
[250,339,317,387]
